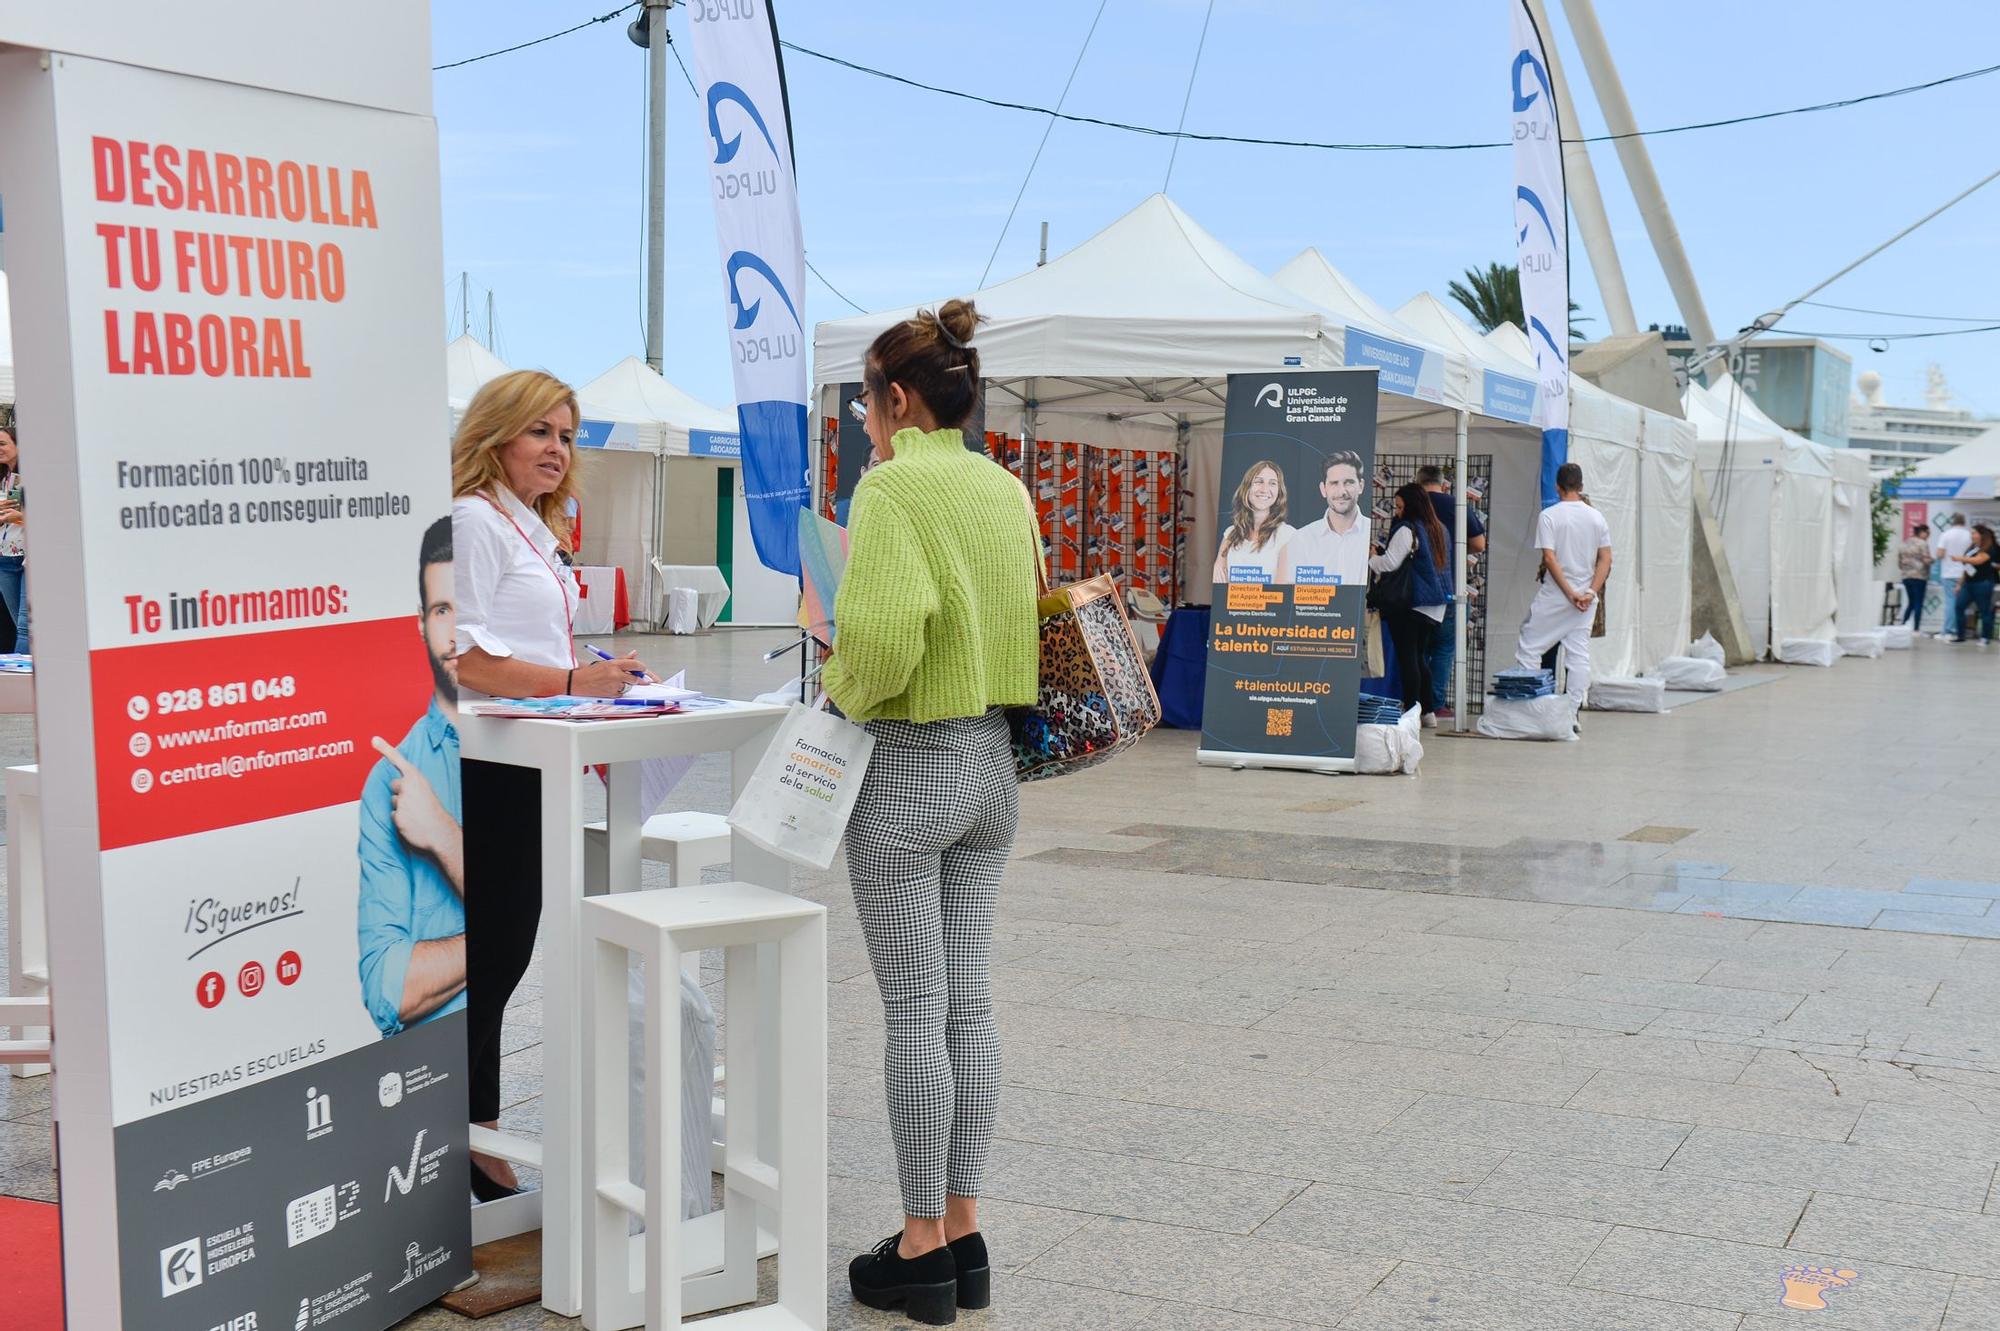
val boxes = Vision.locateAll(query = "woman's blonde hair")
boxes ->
[452,369,583,544]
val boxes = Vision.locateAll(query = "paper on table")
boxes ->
[596,671,698,818]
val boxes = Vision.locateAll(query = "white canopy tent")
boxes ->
[1484,322,1696,679]
[1272,249,1477,414]
[1904,425,2000,494]
[445,331,513,412]
[574,358,795,626]
[0,272,12,404]
[1686,375,1838,655]
[1827,446,1878,633]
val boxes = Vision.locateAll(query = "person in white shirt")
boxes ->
[1934,514,1974,639]
[1276,451,1371,588]
[1516,462,1613,701]
[450,370,659,1200]
[1211,460,1295,584]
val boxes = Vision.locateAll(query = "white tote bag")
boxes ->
[727,702,875,869]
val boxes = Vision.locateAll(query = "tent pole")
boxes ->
[650,447,667,630]
[1454,409,1470,732]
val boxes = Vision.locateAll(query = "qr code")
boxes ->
[1265,708,1294,737]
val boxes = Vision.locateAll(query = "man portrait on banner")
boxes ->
[1276,450,1371,588]
[356,517,466,1039]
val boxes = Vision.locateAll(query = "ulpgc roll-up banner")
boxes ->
[1198,371,1379,773]
[1511,0,1570,508]
[0,10,469,1325]
[689,0,809,577]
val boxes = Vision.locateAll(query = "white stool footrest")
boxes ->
[0,1040,53,1062]
[0,997,50,1025]
[730,1161,781,1213]
[598,1180,647,1221]
[469,1125,542,1171]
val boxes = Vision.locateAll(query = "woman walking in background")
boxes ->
[826,300,1040,1325]
[1899,522,1932,629]
[1371,482,1452,717]
[0,426,29,654]
[1955,523,1998,647]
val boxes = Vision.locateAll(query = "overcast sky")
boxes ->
[431,1,2000,419]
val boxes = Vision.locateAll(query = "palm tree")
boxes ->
[1447,261,1591,339]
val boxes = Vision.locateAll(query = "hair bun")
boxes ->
[935,298,981,347]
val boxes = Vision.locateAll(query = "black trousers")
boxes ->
[1383,607,1432,712]
[463,758,543,1123]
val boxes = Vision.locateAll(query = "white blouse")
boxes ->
[453,487,578,698]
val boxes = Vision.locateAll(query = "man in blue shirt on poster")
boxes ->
[357,517,465,1038]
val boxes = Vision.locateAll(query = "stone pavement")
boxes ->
[8,630,2000,1329]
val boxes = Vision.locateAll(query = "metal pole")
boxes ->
[1526,0,1635,336]
[1038,221,1049,267]
[1559,0,1717,352]
[459,271,470,338]
[485,290,494,350]
[643,0,671,372]
[1453,410,1470,732]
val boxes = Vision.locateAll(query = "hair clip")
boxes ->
[924,307,971,351]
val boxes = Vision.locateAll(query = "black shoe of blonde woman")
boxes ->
[949,1232,991,1309]
[849,1233,958,1325]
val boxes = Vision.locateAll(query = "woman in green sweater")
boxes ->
[826,298,1040,1325]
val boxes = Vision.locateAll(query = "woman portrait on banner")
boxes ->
[1370,482,1452,717]
[449,370,658,1200]
[1210,459,1295,585]
[827,299,1040,1324]
[0,425,30,654]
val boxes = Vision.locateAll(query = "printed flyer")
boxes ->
[46,56,470,1327]
[1199,370,1380,771]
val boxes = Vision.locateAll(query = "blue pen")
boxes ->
[585,643,652,680]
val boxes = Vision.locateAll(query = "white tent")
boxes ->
[445,331,513,411]
[0,272,13,403]
[1393,293,1545,430]
[1485,323,1696,679]
[574,358,795,626]
[1687,375,1838,654]
[1827,446,1878,633]
[1272,249,1476,414]
[1906,425,2000,489]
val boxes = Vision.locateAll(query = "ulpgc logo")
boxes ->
[160,1237,203,1296]
[1255,382,1285,410]
[707,81,785,200]
[725,251,801,366]
[1511,46,1553,119]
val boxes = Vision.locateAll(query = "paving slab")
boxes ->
[1379,1091,1692,1169]
[1337,1263,1743,1331]
[1468,1150,1810,1245]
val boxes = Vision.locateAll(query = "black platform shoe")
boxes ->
[848,1233,958,1326]
[949,1232,991,1309]
[468,1161,520,1203]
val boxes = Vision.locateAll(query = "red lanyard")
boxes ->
[481,492,577,668]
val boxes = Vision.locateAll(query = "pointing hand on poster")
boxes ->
[371,736,463,893]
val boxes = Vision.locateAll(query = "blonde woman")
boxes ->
[450,370,657,1200]
[1210,460,1294,584]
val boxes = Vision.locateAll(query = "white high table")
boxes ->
[458,699,791,1318]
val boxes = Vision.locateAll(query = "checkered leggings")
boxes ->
[845,708,1019,1218]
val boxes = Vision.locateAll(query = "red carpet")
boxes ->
[0,1197,62,1330]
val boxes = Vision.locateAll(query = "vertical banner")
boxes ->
[688,0,809,576]
[5,50,468,1328]
[1198,371,1379,772]
[1511,0,1570,507]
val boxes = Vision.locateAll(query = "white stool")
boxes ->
[581,882,826,1331]
[5,764,48,1077]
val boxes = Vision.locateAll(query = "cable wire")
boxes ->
[779,42,2000,152]
[978,0,1111,288]
[1800,299,2000,323]
[434,2,640,71]
[1161,0,1218,190]
[1768,323,2000,341]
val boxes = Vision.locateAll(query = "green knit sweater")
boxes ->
[821,427,1041,723]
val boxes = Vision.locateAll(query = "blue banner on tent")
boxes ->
[689,428,742,458]
[1345,328,1441,402]
[1481,371,1537,424]
[575,418,615,450]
